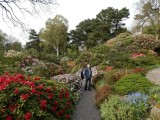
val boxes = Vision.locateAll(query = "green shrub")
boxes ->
[100,95,135,120]
[114,74,154,95]
[107,69,134,85]
[115,33,134,46]
[149,86,160,95]
[105,51,130,68]
[76,52,105,66]
[90,45,110,54]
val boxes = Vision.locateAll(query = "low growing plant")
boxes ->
[128,92,150,119]
[95,84,112,107]
[114,74,154,95]
[100,95,135,120]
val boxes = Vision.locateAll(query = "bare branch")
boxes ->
[0,0,57,27]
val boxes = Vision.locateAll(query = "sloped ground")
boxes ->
[71,85,101,120]
[146,68,160,85]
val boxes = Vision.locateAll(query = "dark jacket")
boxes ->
[84,68,92,79]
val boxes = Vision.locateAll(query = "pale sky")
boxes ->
[0,0,139,45]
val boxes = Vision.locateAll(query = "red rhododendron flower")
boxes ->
[56,112,61,117]
[24,81,35,88]
[65,114,70,119]
[133,68,144,72]
[6,115,13,120]
[46,87,51,93]
[15,74,24,80]
[106,66,113,71]
[31,88,36,94]
[131,53,145,59]
[8,104,17,112]
[24,112,32,120]
[20,94,30,101]
[0,84,7,91]
[48,93,53,99]
[5,72,9,76]
[40,100,47,110]
[34,76,41,81]
[61,88,65,93]
[52,106,57,112]
[67,101,71,107]
[37,84,44,90]
[65,91,69,99]
[60,110,64,114]
[14,88,19,94]
[53,101,58,106]
[59,93,63,99]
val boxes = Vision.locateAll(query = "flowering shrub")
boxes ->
[105,66,113,71]
[128,92,150,119]
[0,73,76,120]
[52,74,83,100]
[19,56,63,78]
[131,53,146,59]
[4,50,23,58]
[133,68,144,72]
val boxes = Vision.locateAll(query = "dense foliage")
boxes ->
[114,74,154,95]
[0,73,77,120]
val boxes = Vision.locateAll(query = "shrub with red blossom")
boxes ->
[0,73,77,120]
[131,53,146,59]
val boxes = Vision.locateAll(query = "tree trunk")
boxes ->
[158,8,160,39]
[56,46,59,59]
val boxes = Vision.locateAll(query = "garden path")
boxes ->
[71,80,101,120]
[146,68,160,85]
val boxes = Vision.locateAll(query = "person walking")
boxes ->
[84,64,92,90]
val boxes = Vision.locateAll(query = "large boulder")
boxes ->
[150,106,160,120]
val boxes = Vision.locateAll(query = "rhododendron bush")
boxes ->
[0,73,77,120]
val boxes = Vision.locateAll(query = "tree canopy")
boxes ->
[69,7,129,50]
[40,15,68,58]
[133,0,160,39]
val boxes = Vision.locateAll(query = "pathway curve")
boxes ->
[71,85,101,120]
[146,68,160,85]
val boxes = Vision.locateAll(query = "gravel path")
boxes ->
[146,68,160,85]
[72,81,101,120]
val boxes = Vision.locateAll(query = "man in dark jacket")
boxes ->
[84,64,92,90]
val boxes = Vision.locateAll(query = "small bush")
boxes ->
[90,45,110,54]
[105,51,130,68]
[128,92,150,119]
[114,74,154,95]
[107,69,133,85]
[100,95,135,120]
[76,52,105,66]
[95,84,112,107]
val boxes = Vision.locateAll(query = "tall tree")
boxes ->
[0,30,7,55]
[5,41,22,52]
[40,15,68,58]
[96,7,129,37]
[69,7,129,51]
[133,0,160,39]
[26,29,41,51]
